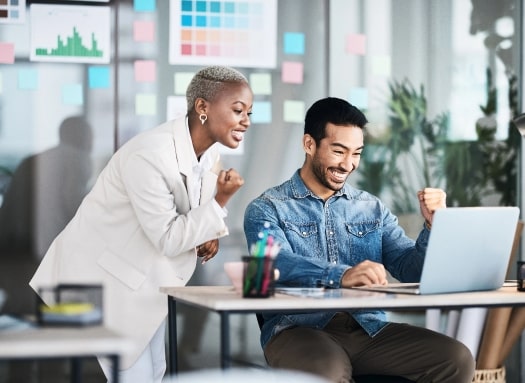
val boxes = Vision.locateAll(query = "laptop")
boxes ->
[353,206,520,295]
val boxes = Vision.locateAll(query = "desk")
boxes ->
[160,285,525,374]
[0,325,134,383]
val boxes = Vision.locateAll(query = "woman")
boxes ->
[30,66,253,382]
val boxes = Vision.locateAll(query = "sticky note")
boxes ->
[62,84,83,105]
[349,87,368,109]
[134,60,156,82]
[282,61,303,84]
[174,72,194,95]
[134,20,155,42]
[136,93,157,115]
[371,55,391,76]
[284,32,305,55]
[346,33,366,55]
[0,42,14,64]
[249,73,272,95]
[88,66,111,88]
[251,101,272,124]
[18,69,38,90]
[134,0,156,12]
[283,100,305,123]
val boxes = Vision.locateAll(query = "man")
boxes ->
[243,97,475,383]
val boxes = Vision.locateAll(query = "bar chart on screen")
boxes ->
[30,4,110,64]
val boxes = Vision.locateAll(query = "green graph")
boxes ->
[35,27,103,58]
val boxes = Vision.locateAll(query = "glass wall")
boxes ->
[330,0,521,217]
[0,0,523,381]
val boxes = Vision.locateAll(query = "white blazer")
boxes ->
[29,118,228,368]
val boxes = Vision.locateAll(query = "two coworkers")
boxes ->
[28,64,473,383]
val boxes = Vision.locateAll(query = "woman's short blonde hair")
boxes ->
[186,66,248,112]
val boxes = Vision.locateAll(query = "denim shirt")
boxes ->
[243,170,431,348]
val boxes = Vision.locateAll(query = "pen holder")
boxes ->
[517,261,525,291]
[242,255,275,298]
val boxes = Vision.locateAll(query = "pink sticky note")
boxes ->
[134,20,155,42]
[134,60,156,82]
[282,61,303,84]
[0,42,15,64]
[346,34,366,55]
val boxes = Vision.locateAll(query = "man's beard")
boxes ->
[311,156,346,192]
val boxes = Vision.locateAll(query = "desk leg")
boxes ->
[220,312,231,369]
[70,357,82,383]
[110,355,119,383]
[168,296,178,374]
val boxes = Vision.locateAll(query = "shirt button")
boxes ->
[329,231,333,235]
[329,280,334,285]
[302,232,307,235]
[358,231,363,235]
[333,261,337,264]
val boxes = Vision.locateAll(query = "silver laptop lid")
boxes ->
[418,206,520,294]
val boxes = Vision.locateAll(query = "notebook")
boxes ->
[353,206,520,295]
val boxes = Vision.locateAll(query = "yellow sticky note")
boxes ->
[283,100,305,123]
[372,55,391,76]
[136,93,157,115]
[250,73,272,95]
[174,72,195,95]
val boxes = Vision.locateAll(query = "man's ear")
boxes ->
[303,134,316,155]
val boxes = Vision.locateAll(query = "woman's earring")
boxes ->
[199,114,208,125]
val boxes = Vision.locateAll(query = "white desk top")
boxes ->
[160,285,525,312]
[0,325,135,359]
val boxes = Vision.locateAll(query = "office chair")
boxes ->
[255,314,414,383]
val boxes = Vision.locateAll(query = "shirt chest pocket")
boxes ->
[345,220,381,261]
[283,221,323,259]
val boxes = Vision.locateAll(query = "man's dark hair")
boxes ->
[304,97,368,145]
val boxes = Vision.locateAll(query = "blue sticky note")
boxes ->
[88,66,110,89]
[284,32,305,55]
[251,101,272,124]
[62,84,84,105]
[134,0,156,12]
[18,69,38,90]
[349,87,368,110]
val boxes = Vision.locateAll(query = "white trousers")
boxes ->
[99,320,167,383]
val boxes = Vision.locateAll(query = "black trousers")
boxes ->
[264,312,475,383]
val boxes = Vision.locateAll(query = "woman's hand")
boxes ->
[215,168,244,207]
[197,239,219,264]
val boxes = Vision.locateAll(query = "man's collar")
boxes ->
[290,170,350,200]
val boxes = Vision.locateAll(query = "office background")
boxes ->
[0,0,523,382]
